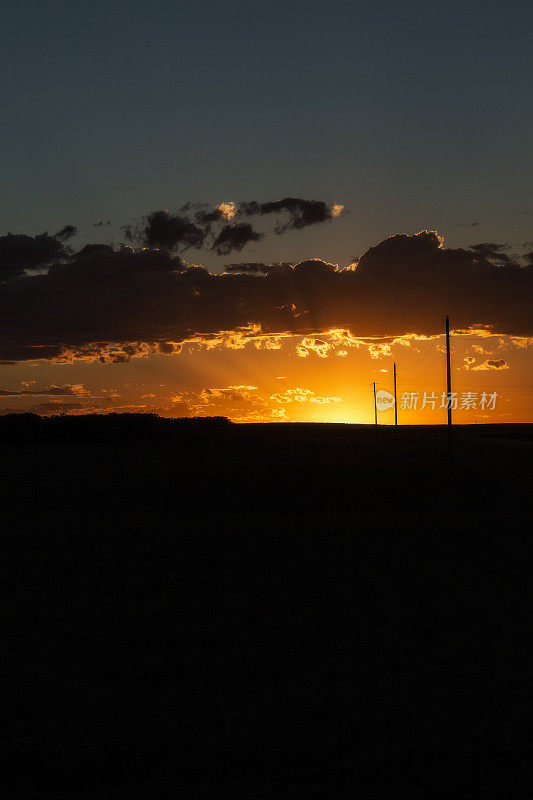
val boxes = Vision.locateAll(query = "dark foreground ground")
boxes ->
[4,419,532,797]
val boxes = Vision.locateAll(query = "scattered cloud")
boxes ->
[239,197,345,233]
[464,357,509,371]
[296,338,331,358]
[212,223,263,255]
[470,343,493,355]
[165,383,344,421]
[120,196,344,256]
[0,383,87,397]
[136,209,206,251]
[170,383,271,422]
[486,358,509,370]
[270,387,342,404]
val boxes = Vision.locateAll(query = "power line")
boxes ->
[400,351,443,383]
[397,340,439,370]
[446,315,452,440]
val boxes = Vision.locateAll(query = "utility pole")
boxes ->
[393,362,398,425]
[445,314,452,454]
[373,381,377,425]
[445,315,452,426]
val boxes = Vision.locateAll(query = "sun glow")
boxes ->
[310,405,356,424]
[2,324,531,423]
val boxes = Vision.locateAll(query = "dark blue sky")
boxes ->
[2,0,533,268]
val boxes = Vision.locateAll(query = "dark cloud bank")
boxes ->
[0,205,532,363]
[0,225,77,279]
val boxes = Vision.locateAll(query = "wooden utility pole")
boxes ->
[446,314,453,455]
[393,362,398,425]
[373,382,377,425]
[445,315,452,427]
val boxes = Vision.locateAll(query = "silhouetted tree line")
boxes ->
[0,413,231,444]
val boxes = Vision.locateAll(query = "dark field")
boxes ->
[4,420,532,797]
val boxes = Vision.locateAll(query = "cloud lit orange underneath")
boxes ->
[1,227,531,423]
[1,326,531,423]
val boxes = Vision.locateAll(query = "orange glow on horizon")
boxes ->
[0,327,531,424]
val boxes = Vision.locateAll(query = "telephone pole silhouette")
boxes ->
[393,362,398,425]
[445,314,453,453]
[445,315,452,426]
[372,382,377,425]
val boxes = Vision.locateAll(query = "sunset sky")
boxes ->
[1,0,532,423]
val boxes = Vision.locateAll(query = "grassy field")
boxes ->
[4,422,532,797]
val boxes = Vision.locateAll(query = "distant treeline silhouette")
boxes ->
[0,412,231,444]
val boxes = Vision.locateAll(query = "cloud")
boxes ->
[170,383,273,422]
[464,357,509,371]
[223,262,269,274]
[0,401,84,415]
[214,202,236,221]
[0,229,532,363]
[136,210,207,251]
[171,383,344,421]
[212,223,263,255]
[168,382,342,422]
[470,343,493,355]
[239,197,345,233]
[0,230,74,279]
[296,337,331,358]
[0,384,87,397]
[0,382,151,416]
[469,243,519,268]
[55,225,78,240]
[330,203,344,218]
[122,197,343,256]
[270,387,342,404]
